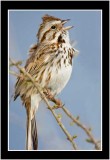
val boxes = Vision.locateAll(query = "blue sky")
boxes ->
[9,10,101,150]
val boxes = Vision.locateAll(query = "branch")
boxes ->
[62,106,101,150]
[9,57,78,150]
[43,85,101,150]
[9,70,21,78]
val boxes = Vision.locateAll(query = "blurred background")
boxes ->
[9,10,101,150]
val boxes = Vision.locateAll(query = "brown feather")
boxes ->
[14,42,58,102]
[42,14,61,22]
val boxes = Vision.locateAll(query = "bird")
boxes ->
[14,14,78,150]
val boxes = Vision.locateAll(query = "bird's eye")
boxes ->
[51,25,56,29]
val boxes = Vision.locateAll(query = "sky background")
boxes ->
[9,10,101,150]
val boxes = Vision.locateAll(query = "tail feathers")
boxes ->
[31,116,38,150]
[14,94,19,101]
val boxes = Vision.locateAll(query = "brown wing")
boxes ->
[14,42,56,100]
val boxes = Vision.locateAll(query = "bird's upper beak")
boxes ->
[61,19,70,25]
[61,19,73,30]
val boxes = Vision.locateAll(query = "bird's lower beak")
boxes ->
[63,26,73,31]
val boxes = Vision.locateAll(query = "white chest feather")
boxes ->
[47,44,73,95]
[49,63,72,95]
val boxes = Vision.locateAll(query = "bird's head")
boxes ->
[37,14,73,43]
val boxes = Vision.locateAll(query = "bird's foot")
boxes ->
[43,88,63,108]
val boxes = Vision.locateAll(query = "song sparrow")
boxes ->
[14,14,78,150]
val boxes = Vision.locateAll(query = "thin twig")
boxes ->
[62,106,101,150]
[9,57,78,150]
[42,88,101,150]
[9,70,20,77]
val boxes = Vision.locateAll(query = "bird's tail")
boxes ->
[31,115,38,150]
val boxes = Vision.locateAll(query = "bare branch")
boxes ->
[62,106,101,150]
[42,86,101,150]
[9,70,20,78]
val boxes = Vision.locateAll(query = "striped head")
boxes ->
[37,14,73,43]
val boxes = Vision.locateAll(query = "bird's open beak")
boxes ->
[61,19,73,30]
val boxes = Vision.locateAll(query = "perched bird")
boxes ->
[14,14,78,150]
